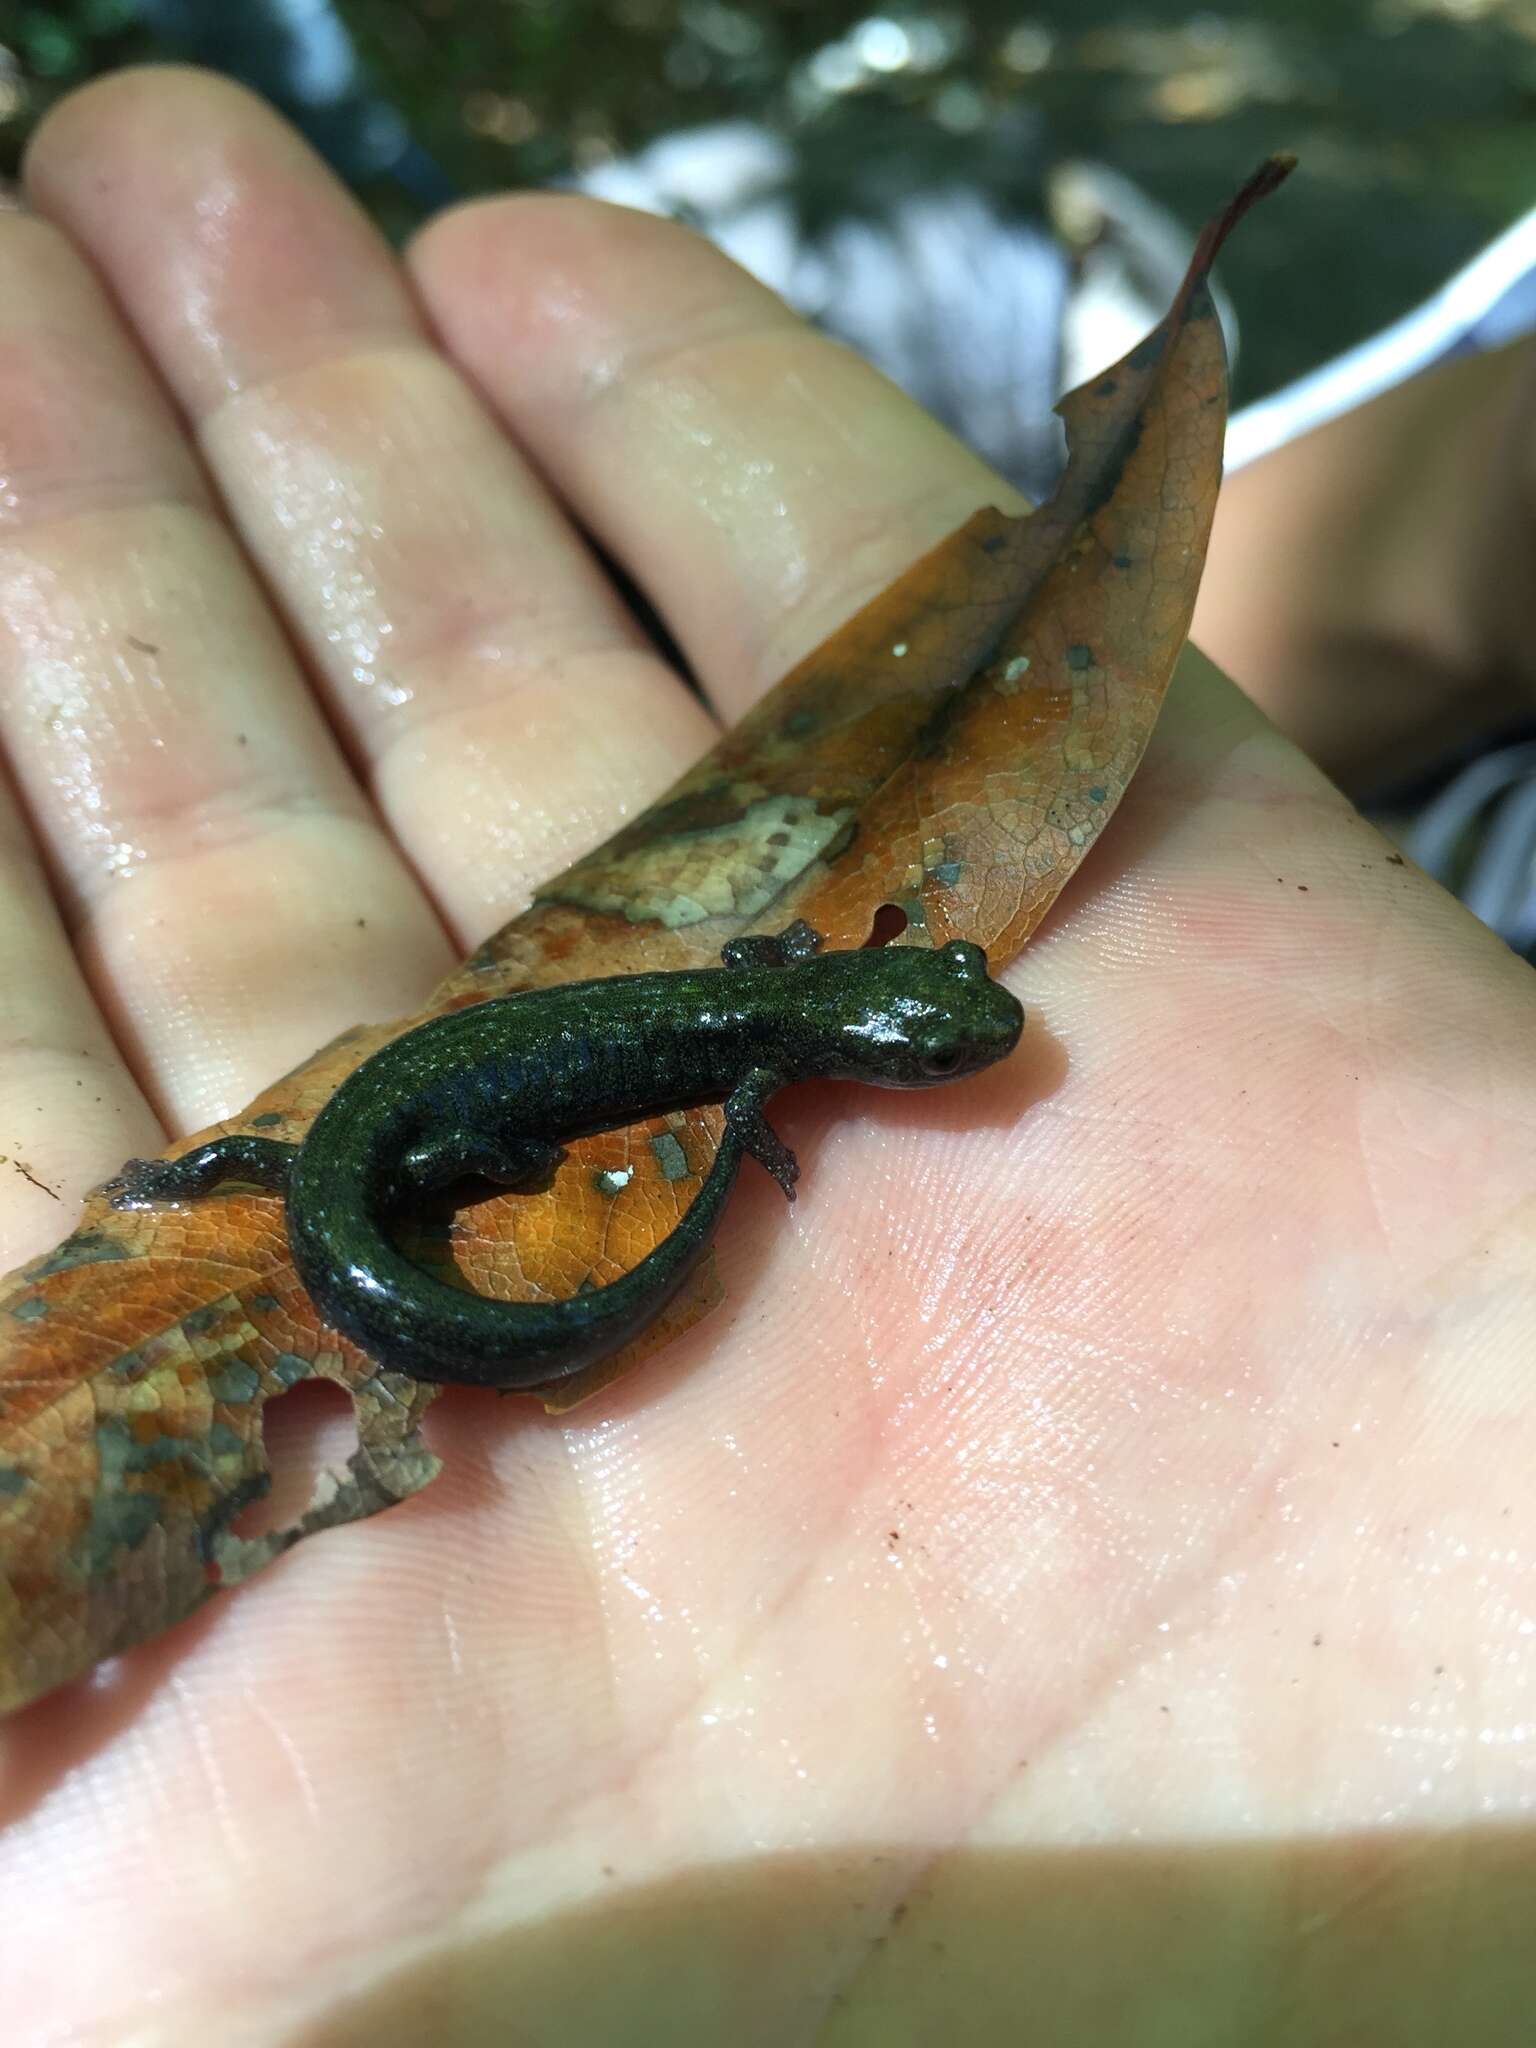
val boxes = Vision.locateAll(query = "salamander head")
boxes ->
[825,939,1023,1088]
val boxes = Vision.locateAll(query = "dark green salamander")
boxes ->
[107,924,1023,1391]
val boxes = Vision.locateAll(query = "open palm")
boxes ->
[1,70,1532,2048]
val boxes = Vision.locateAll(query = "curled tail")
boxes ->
[286,1132,748,1391]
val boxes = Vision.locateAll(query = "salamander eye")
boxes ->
[921,1045,967,1077]
[941,941,987,979]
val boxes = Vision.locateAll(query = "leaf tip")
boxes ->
[1193,152,1298,275]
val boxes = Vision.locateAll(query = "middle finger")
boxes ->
[25,68,717,959]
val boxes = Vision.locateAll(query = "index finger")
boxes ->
[410,193,1027,723]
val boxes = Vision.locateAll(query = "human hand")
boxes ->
[2,70,1532,2046]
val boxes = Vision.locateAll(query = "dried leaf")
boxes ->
[0,158,1292,1714]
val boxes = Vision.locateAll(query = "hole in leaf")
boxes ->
[864,903,909,948]
[230,1376,359,1543]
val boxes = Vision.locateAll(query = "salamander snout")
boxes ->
[933,980,1025,1079]
[894,952,1024,1086]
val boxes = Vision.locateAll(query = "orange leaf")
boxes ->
[0,157,1291,1715]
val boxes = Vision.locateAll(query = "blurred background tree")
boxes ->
[1,0,1534,404]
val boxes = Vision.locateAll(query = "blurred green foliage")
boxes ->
[3,0,1536,400]
[0,1,149,95]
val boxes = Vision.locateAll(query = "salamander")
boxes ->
[106,923,1023,1391]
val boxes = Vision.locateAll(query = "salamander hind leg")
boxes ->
[724,1068,798,1200]
[397,1129,565,1196]
[105,1136,298,1209]
[720,920,822,972]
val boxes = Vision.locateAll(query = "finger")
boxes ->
[26,70,716,944]
[0,763,162,1265]
[0,198,448,1141]
[411,192,1028,722]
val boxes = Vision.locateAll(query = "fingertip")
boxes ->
[410,187,734,299]
[24,63,277,201]
[408,186,791,407]
[21,62,412,416]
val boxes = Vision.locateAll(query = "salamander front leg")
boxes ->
[104,1136,299,1209]
[720,920,822,972]
[723,1068,798,1200]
